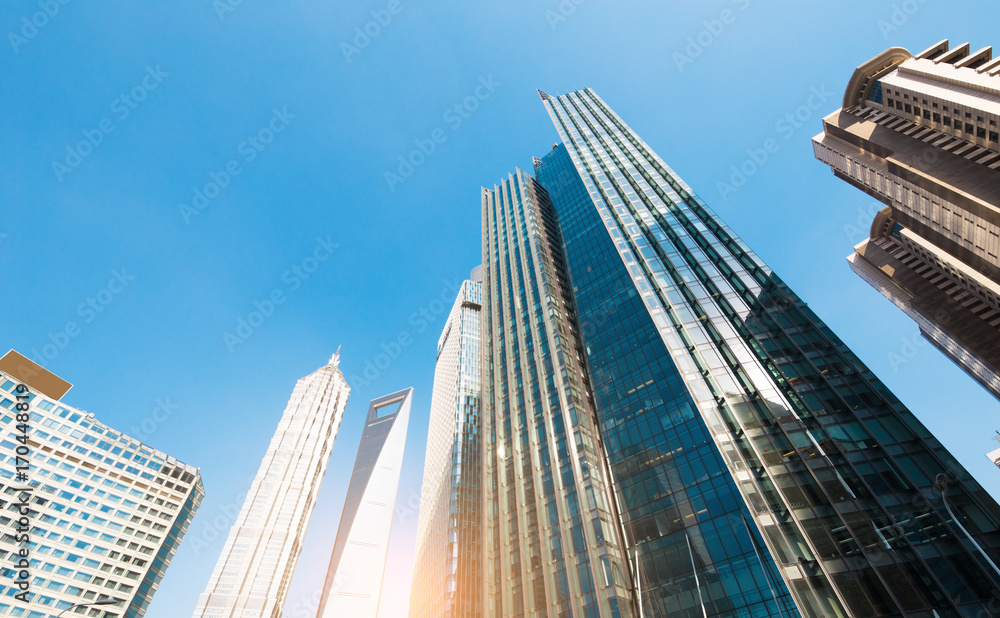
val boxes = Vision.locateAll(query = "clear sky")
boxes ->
[2,1,998,616]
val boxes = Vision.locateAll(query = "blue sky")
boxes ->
[2,1,998,616]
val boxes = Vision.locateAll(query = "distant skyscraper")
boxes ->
[813,40,1000,400]
[0,350,203,618]
[480,88,1000,616]
[318,387,413,618]
[409,269,483,618]
[193,352,349,618]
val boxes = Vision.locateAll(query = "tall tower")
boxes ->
[0,350,203,618]
[479,88,1000,616]
[481,170,636,617]
[192,352,349,618]
[318,387,413,618]
[813,40,1000,400]
[409,269,483,618]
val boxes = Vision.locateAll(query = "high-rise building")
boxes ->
[480,88,1000,616]
[813,40,1000,400]
[317,387,412,618]
[193,352,349,618]
[481,169,636,617]
[409,270,483,618]
[0,350,203,618]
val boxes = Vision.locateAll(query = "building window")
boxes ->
[978,127,987,139]
[944,117,951,127]
[990,131,998,143]
[966,123,975,133]
[905,104,912,113]
[923,110,931,119]
[933,113,941,123]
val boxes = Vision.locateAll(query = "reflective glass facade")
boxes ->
[482,171,635,617]
[410,270,483,618]
[536,88,1000,617]
[537,144,796,617]
[194,353,349,618]
[318,387,412,618]
[0,358,202,618]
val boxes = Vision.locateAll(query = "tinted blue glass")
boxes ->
[537,145,796,617]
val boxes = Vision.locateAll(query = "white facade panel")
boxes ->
[192,353,350,618]
[317,388,411,618]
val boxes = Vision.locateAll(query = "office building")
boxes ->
[409,270,483,618]
[0,350,203,618]
[813,40,1000,399]
[318,387,412,618]
[482,167,638,617]
[479,88,1000,616]
[193,352,350,618]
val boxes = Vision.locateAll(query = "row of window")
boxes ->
[885,98,1000,143]
[0,380,180,479]
[891,89,997,126]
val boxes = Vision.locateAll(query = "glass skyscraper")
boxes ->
[318,387,412,618]
[482,169,636,617]
[479,88,1000,616]
[0,350,203,618]
[409,269,483,618]
[193,352,349,618]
